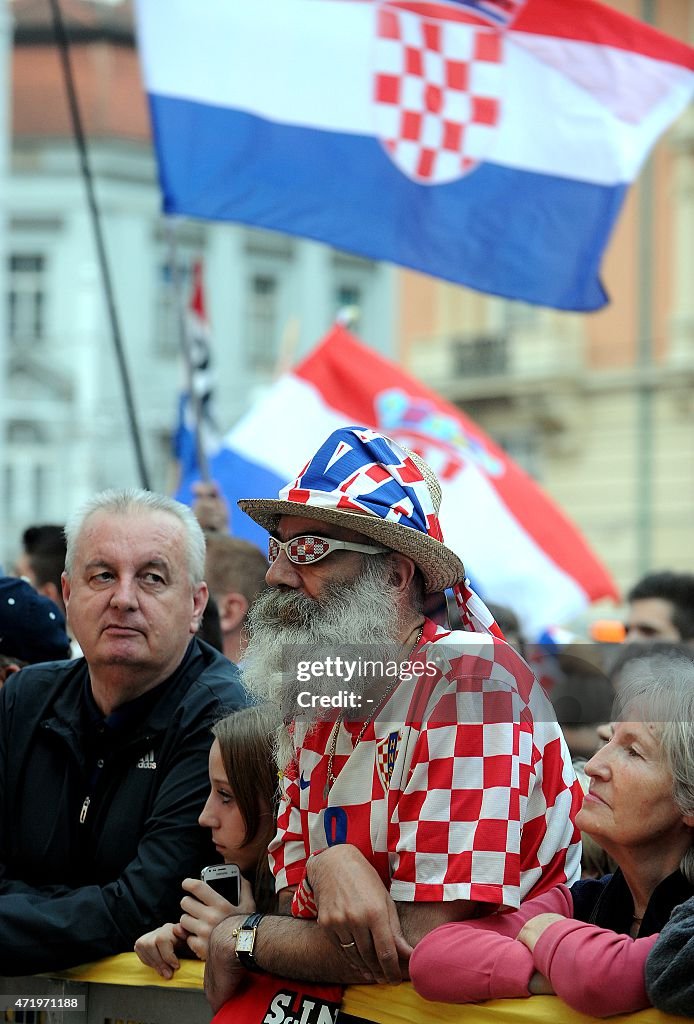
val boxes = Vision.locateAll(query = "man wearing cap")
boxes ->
[205,427,581,1010]
[0,488,246,974]
[0,576,71,686]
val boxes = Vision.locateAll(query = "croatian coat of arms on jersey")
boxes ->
[372,0,525,183]
[376,729,402,790]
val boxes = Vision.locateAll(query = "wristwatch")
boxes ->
[233,912,265,972]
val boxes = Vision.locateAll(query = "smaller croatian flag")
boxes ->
[136,0,694,311]
[172,260,218,478]
[175,326,619,636]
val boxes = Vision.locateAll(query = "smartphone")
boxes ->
[200,863,241,905]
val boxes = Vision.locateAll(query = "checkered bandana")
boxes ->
[280,426,503,639]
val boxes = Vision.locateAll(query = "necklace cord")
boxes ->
[325,622,425,792]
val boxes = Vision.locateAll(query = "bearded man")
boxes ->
[205,426,582,1012]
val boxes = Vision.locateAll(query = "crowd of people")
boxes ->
[1,424,693,1022]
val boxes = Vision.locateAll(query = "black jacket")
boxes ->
[0,638,247,974]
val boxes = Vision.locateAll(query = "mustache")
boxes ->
[241,560,407,768]
[248,587,318,631]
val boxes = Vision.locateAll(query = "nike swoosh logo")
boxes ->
[299,772,310,790]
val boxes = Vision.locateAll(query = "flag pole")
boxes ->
[48,0,151,490]
[636,0,655,575]
[165,219,211,482]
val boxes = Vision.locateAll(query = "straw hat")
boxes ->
[238,427,465,595]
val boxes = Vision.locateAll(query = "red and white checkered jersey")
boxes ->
[269,618,582,914]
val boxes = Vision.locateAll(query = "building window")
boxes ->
[8,254,46,347]
[454,334,508,377]
[248,273,278,371]
[155,257,194,357]
[152,217,206,357]
[3,423,54,530]
[335,284,362,327]
[497,430,542,480]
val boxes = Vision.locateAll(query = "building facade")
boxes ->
[1,0,395,568]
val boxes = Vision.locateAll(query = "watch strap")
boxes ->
[234,912,265,972]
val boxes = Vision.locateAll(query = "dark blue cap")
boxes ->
[0,576,71,665]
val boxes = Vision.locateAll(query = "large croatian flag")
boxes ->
[176,326,619,636]
[135,0,694,311]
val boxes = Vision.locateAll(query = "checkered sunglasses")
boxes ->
[268,534,388,566]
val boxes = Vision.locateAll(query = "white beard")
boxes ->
[241,558,405,770]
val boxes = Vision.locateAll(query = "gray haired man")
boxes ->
[0,489,247,974]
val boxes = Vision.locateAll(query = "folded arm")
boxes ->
[409,887,572,1003]
[204,897,478,1013]
[529,918,657,1016]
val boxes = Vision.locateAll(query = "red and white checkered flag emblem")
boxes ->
[373,3,504,184]
[375,730,401,790]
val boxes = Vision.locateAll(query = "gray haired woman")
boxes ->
[411,651,694,1016]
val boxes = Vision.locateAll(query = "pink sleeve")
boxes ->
[410,886,572,1004]
[533,920,659,1016]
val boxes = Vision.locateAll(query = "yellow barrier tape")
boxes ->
[48,953,204,990]
[46,955,684,1023]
